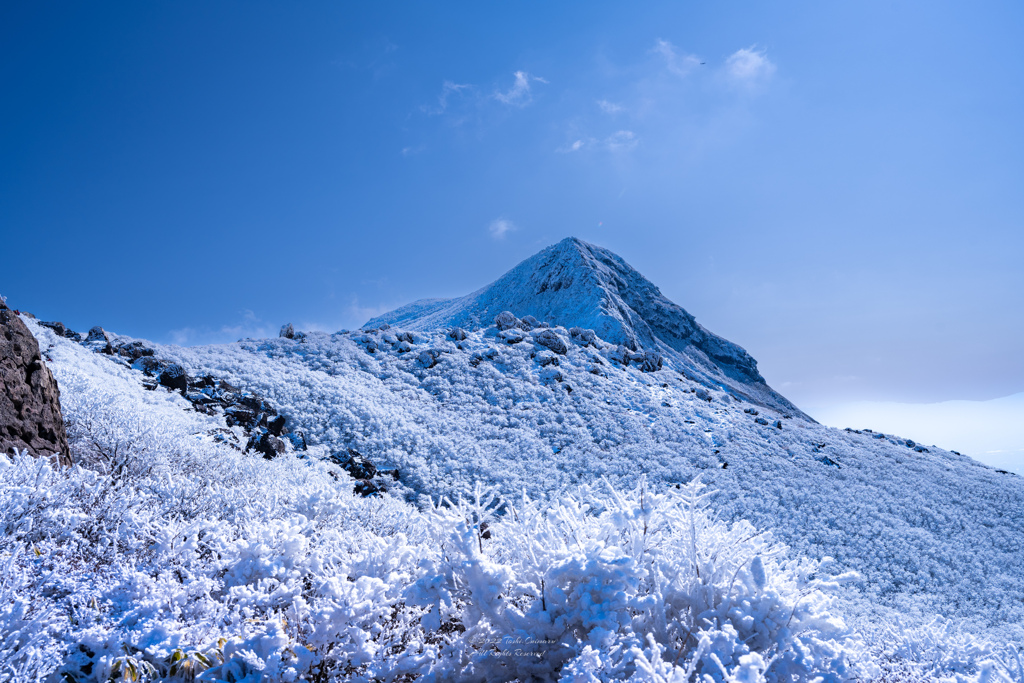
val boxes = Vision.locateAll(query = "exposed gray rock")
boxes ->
[535,350,559,367]
[132,356,163,376]
[158,363,188,393]
[494,311,520,331]
[86,326,111,343]
[417,349,443,369]
[570,327,597,346]
[637,351,663,373]
[533,329,568,355]
[609,345,631,365]
[519,315,539,330]
[498,329,525,344]
[0,305,71,465]
[39,321,72,338]
[248,431,286,459]
[112,340,154,361]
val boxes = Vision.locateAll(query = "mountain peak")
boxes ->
[368,237,803,416]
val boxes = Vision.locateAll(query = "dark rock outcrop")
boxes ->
[494,311,519,331]
[533,329,568,355]
[0,304,71,466]
[158,363,188,394]
[417,349,443,369]
[85,326,111,344]
[637,351,663,373]
[329,448,400,497]
[112,340,154,361]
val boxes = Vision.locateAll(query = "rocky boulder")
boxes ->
[494,311,520,331]
[85,326,111,344]
[533,329,568,355]
[0,304,71,466]
[569,327,597,346]
[636,351,663,373]
[158,363,188,393]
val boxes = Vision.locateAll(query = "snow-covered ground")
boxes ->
[5,238,1023,681]
[153,319,1024,638]
[5,321,1023,682]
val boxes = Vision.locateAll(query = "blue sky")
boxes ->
[2,2,1022,456]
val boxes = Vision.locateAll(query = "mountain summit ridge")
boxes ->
[367,237,804,416]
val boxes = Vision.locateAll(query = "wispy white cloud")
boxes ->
[488,218,517,239]
[557,130,638,154]
[605,130,638,152]
[421,80,472,115]
[557,139,588,153]
[494,71,547,107]
[725,47,776,84]
[597,99,624,114]
[168,309,275,346]
[653,39,701,77]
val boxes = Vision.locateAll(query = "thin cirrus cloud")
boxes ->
[724,47,776,84]
[597,99,625,114]
[421,80,472,115]
[421,70,546,118]
[488,218,517,239]
[652,39,701,77]
[604,130,637,151]
[557,130,638,154]
[494,70,548,107]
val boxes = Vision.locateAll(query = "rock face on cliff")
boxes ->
[0,300,71,465]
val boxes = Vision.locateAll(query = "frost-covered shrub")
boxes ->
[1,433,868,683]
[862,618,1024,683]
[392,478,865,683]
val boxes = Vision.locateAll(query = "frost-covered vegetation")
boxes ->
[2,321,1022,681]
[139,320,1024,639]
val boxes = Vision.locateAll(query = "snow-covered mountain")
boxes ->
[118,238,1016,637]
[368,237,803,417]
[6,237,1024,681]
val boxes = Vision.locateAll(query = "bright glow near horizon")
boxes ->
[811,393,1024,474]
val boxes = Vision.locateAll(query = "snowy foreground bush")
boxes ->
[1,440,854,683]
[3,443,1022,683]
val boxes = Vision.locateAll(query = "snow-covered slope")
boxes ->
[151,320,1024,639]
[366,237,804,416]
[11,320,1024,682]
[16,237,1024,656]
